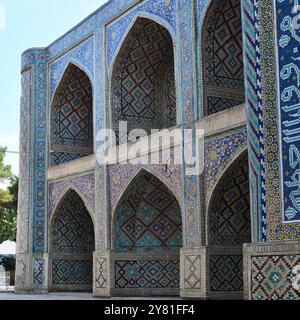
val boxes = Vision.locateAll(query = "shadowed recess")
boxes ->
[202,0,245,116]
[112,18,177,142]
[51,64,94,166]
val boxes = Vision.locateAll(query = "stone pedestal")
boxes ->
[205,246,243,300]
[244,241,300,300]
[180,247,205,298]
[93,250,180,297]
[15,254,49,294]
[14,254,31,293]
[93,250,111,297]
[180,246,244,299]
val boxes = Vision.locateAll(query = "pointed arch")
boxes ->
[207,149,250,246]
[201,0,245,116]
[50,186,95,227]
[51,60,94,105]
[109,12,177,74]
[111,166,183,217]
[206,149,250,295]
[50,63,94,166]
[50,189,95,253]
[110,16,177,142]
[49,189,95,291]
[112,169,182,252]
[111,169,182,294]
[207,145,248,202]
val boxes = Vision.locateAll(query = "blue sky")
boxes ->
[0,0,107,176]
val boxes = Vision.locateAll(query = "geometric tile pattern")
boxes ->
[33,57,48,254]
[204,127,248,194]
[164,64,177,128]
[112,18,176,132]
[115,171,182,251]
[184,256,201,289]
[51,191,94,288]
[210,255,243,292]
[18,0,205,293]
[33,259,45,285]
[208,152,251,245]
[206,96,243,115]
[257,1,278,241]
[241,0,266,241]
[51,152,87,166]
[251,256,300,300]
[115,260,180,289]
[52,259,93,285]
[15,259,26,286]
[107,0,177,69]
[109,165,183,214]
[51,63,93,165]
[95,259,107,289]
[257,0,282,242]
[179,0,197,123]
[177,0,199,241]
[51,190,95,254]
[203,0,245,115]
[177,0,204,244]
[49,37,94,102]
[256,0,278,240]
[49,173,95,217]
[19,0,300,298]
[17,69,32,255]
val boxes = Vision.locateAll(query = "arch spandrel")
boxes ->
[109,165,183,216]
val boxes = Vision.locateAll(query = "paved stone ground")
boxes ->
[0,286,14,292]
[0,291,182,300]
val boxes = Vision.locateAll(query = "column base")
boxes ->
[180,247,206,298]
[15,254,49,294]
[180,246,244,299]
[93,250,181,297]
[93,250,111,297]
[244,241,300,300]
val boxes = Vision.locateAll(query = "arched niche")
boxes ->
[202,0,245,116]
[207,151,250,295]
[111,18,177,144]
[51,63,94,166]
[112,170,182,293]
[50,189,95,291]
[208,151,250,245]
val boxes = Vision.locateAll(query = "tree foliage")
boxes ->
[0,176,18,242]
[0,147,12,209]
[0,147,12,180]
[0,147,17,243]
